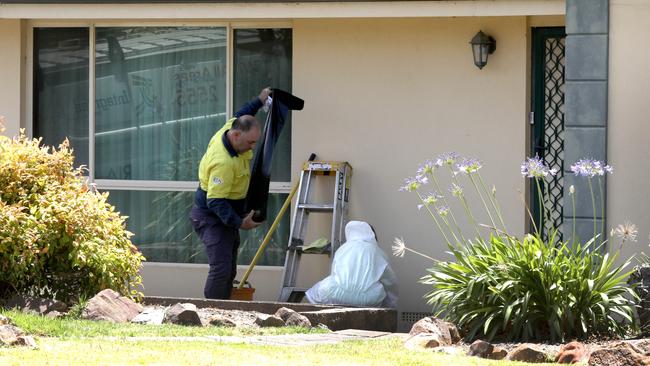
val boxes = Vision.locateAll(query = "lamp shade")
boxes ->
[470,31,496,69]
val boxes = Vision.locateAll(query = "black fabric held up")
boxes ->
[246,89,304,222]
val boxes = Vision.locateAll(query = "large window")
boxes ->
[33,25,292,266]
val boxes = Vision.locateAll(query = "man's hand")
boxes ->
[258,87,272,104]
[240,210,262,230]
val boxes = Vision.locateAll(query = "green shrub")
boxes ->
[0,126,144,302]
[424,233,636,342]
[395,153,637,342]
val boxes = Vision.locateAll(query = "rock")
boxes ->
[274,307,297,322]
[273,307,312,327]
[556,341,589,364]
[589,342,650,366]
[45,310,64,318]
[407,317,460,347]
[284,312,312,328]
[82,289,143,323]
[630,339,650,354]
[487,347,508,360]
[131,307,165,325]
[467,339,507,360]
[3,294,68,315]
[254,314,285,327]
[14,335,37,348]
[0,324,25,345]
[164,303,202,326]
[404,334,443,350]
[506,344,553,363]
[208,314,237,327]
[468,340,494,357]
[0,314,11,325]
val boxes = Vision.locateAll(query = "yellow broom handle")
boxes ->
[238,154,316,289]
[238,180,300,289]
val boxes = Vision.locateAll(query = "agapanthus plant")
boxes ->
[395,152,637,342]
[570,158,613,243]
[520,156,558,238]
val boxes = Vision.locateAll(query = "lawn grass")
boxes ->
[0,310,558,365]
[0,337,558,366]
[3,309,319,338]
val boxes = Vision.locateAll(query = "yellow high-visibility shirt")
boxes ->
[198,118,253,200]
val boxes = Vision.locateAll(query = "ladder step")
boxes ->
[297,203,334,212]
[280,160,352,303]
[278,287,308,303]
[287,246,331,254]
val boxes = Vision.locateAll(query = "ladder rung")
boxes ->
[297,203,334,212]
[279,287,308,303]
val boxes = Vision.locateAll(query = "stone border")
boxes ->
[143,296,397,332]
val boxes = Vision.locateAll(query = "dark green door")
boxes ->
[531,27,566,241]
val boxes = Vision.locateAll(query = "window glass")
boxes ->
[107,190,289,265]
[34,28,89,168]
[94,27,227,181]
[233,28,292,182]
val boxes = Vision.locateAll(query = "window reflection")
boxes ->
[94,27,227,181]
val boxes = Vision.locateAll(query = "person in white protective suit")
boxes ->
[305,221,398,308]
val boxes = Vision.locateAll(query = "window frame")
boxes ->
[27,19,292,195]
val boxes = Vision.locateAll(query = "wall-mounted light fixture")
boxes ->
[470,30,496,69]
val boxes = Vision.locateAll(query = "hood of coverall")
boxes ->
[344,221,377,244]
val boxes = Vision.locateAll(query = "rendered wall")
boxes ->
[5,10,571,321]
[293,17,529,314]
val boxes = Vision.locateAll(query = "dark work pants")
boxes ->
[190,208,240,299]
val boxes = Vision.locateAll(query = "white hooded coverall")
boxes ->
[305,221,398,308]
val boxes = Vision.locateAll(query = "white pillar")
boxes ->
[0,19,23,137]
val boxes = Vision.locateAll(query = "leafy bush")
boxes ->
[0,122,144,302]
[424,233,635,342]
[395,153,637,342]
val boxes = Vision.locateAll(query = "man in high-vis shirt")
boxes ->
[190,87,270,299]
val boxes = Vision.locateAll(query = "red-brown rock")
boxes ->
[408,317,460,345]
[81,289,143,323]
[556,341,589,364]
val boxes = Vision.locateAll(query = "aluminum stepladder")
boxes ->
[278,160,352,302]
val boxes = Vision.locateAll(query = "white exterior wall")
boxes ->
[0,19,23,137]
[609,0,650,261]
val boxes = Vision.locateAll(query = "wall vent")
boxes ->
[398,311,434,332]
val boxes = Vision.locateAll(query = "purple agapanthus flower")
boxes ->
[418,192,441,210]
[449,183,463,198]
[520,156,558,178]
[415,174,429,185]
[456,158,482,174]
[435,152,460,167]
[423,192,442,206]
[417,159,436,176]
[570,159,613,177]
[399,176,421,192]
[436,205,450,217]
